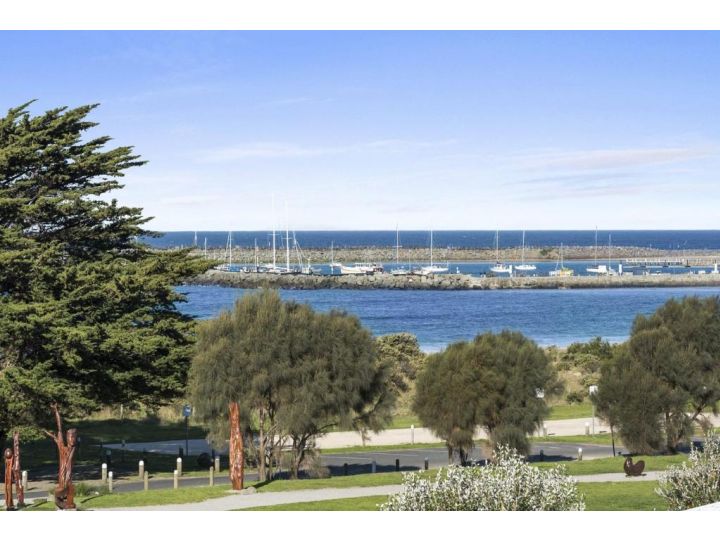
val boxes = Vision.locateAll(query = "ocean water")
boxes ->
[176,285,720,351]
[148,230,720,250]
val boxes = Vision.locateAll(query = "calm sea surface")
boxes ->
[176,285,720,351]
[150,230,720,250]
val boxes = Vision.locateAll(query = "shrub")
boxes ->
[565,390,586,404]
[657,436,720,510]
[381,446,584,511]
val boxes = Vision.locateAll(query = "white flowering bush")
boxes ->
[381,446,584,511]
[657,436,720,510]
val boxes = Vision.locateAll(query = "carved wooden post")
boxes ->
[45,404,77,510]
[228,402,244,490]
[12,432,23,506]
[4,448,14,510]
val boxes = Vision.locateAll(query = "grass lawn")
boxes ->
[239,495,390,511]
[546,402,593,420]
[320,441,447,454]
[533,454,687,475]
[580,481,665,511]
[73,417,208,444]
[531,433,615,445]
[239,482,667,511]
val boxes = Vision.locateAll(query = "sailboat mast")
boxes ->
[285,202,290,272]
[430,230,434,267]
[522,230,526,264]
[608,234,612,268]
[272,195,276,268]
[396,225,400,266]
[594,227,598,264]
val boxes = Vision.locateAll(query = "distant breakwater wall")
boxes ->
[187,269,720,291]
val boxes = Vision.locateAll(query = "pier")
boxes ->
[187,269,720,291]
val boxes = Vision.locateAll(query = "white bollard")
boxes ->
[411,424,415,444]
[577,448,583,461]
[108,471,113,492]
[138,460,144,479]
[542,424,548,437]
[143,471,149,491]
[371,460,376,474]
[101,462,108,482]
[173,469,179,489]
[585,422,590,436]
[21,470,28,491]
[176,457,183,476]
[209,466,214,486]
[214,456,220,473]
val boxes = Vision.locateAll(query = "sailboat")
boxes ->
[419,230,448,275]
[549,243,574,276]
[515,230,537,272]
[217,231,233,271]
[587,231,617,276]
[490,230,513,275]
[391,225,409,276]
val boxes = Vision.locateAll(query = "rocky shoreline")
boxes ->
[186,269,720,291]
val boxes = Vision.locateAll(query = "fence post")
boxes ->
[108,471,113,492]
[214,456,220,473]
[176,457,183,476]
[143,471,149,491]
[209,466,214,486]
[101,462,107,482]
[173,470,179,489]
[138,460,144,479]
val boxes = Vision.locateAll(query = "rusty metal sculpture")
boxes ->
[13,432,23,506]
[228,402,244,490]
[623,456,646,476]
[4,448,14,510]
[45,404,77,510]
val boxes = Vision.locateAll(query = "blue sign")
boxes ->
[182,404,192,418]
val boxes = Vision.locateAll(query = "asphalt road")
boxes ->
[78,440,627,496]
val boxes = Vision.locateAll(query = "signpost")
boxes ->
[182,404,192,457]
[588,385,598,435]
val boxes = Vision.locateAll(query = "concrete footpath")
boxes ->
[101,472,662,511]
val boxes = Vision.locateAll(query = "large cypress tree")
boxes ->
[0,102,209,440]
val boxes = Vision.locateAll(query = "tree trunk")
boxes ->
[4,449,14,510]
[228,402,244,490]
[447,444,453,464]
[13,432,23,506]
[257,407,266,482]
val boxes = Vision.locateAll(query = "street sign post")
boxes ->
[182,404,192,457]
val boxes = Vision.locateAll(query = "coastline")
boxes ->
[186,269,720,291]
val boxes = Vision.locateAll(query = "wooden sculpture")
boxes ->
[623,456,645,476]
[229,401,244,490]
[4,448,14,510]
[13,432,23,506]
[45,404,77,510]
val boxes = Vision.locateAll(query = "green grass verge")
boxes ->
[77,485,231,509]
[546,402,593,420]
[534,454,686,475]
[320,442,447,454]
[531,434,615,445]
[238,495,390,511]
[580,481,665,511]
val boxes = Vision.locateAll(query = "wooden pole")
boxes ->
[12,432,23,506]
[229,402,244,490]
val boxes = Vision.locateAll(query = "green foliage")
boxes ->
[0,102,210,440]
[565,390,586,404]
[593,296,720,453]
[559,337,615,375]
[187,290,393,480]
[657,436,720,510]
[375,333,425,394]
[414,331,560,458]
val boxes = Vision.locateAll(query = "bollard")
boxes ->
[542,424,548,437]
[343,463,348,476]
[173,470,179,489]
[22,470,28,491]
[143,471,149,491]
[214,456,221,473]
[540,449,545,462]
[138,460,144,479]
[395,458,400,472]
[577,448,583,461]
[424,458,429,471]
[410,424,415,444]
[176,457,183,476]
[371,460,376,474]
[101,462,108,482]
[585,422,590,436]
[209,466,214,486]
[108,471,113,492]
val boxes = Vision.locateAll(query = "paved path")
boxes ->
[100,471,661,511]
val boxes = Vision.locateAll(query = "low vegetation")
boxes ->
[657,436,720,510]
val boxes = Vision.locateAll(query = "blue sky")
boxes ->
[2,31,719,230]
